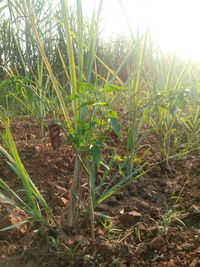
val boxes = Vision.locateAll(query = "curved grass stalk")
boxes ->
[56,46,70,80]
[61,0,79,124]
[27,1,71,128]
[126,32,148,174]
[174,59,190,90]
[0,119,53,223]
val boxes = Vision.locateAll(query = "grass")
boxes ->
[0,0,200,243]
[0,119,54,227]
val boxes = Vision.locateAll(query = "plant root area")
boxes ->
[0,117,200,267]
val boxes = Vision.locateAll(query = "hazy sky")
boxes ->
[73,0,200,60]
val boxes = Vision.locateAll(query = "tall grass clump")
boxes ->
[0,119,55,229]
[26,0,120,233]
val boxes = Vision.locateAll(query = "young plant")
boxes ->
[144,57,190,169]
[27,0,105,229]
[0,119,54,227]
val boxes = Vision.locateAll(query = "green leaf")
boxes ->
[0,220,28,232]
[108,110,118,119]
[109,117,121,137]
[143,109,151,123]
[0,80,12,89]
[68,94,79,101]
[102,85,128,93]
[90,145,101,166]
[78,82,94,93]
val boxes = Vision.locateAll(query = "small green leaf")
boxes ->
[108,110,118,119]
[68,94,79,101]
[103,85,128,93]
[109,117,121,137]
[78,82,94,93]
[0,80,12,89]
[90,145,101,166]
[143,109,151,123]
[0,220,28,232]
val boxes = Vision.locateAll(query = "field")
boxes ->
[0,1,200,266]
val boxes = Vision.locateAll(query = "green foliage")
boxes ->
[0,0,199,235]
[0,119,53,226]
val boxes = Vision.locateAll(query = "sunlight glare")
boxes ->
[80,0,200,60]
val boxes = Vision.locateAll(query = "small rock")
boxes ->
[119,211,142,226]
[181,243,195,251]
[155,192,167,207]
[83,254,93,263]
[148,236,165,250]
[134,199,152,213]
[150,166,161,176]
[96,203,110,212]
[168,243,175,249]
[176,245,182,251]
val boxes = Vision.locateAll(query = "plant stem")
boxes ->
[68,154,82,227]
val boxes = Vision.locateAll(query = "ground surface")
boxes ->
[0,117,200,266]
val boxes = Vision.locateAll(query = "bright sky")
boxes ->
[77,0,200,61]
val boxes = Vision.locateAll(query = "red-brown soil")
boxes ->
[0,117,200,266]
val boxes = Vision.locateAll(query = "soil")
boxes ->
[0,117,200,267]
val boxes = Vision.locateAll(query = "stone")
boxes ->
[176,245,182,251]
[134,199,152,213]
[155,192,168,207]
[150,166,161,176]
[119,211,142,226]
[168,243,175,249]
[0,203,28,240]
[96,203,110,212]
[148,236,165,250]
[181,243,195,251]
